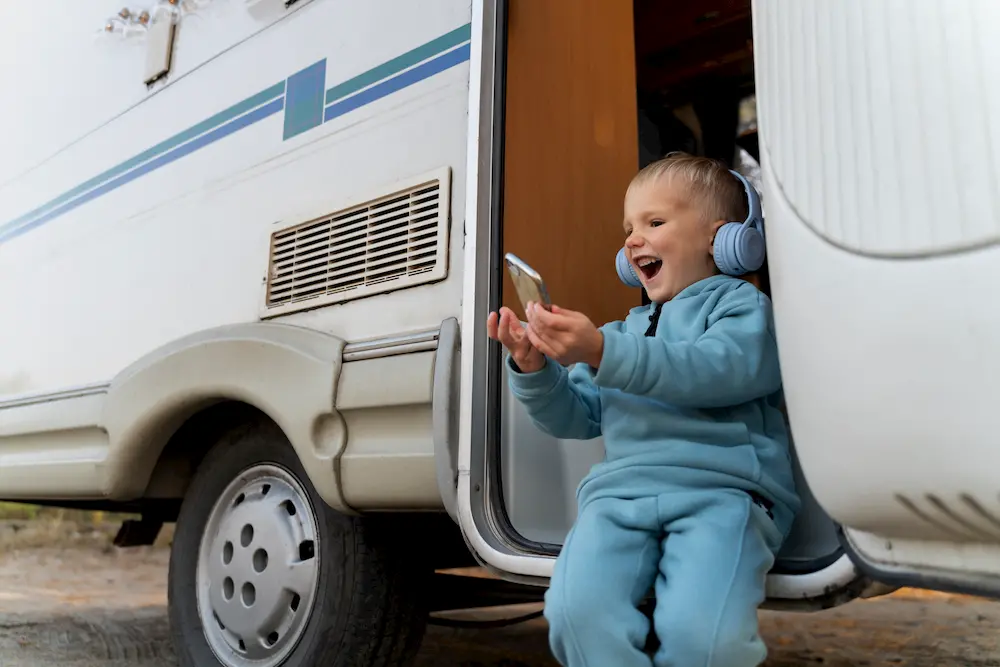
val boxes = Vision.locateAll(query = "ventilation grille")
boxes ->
[896,493,1000,544]
[263,172,449,315]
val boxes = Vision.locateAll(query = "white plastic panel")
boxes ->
[500,365,604,545]
[753,0,1000,545]
[756,138,1000,540]
[848,529,1000,581]
[753,0,1000,257]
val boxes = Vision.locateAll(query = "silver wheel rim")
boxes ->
[196,463,320,667]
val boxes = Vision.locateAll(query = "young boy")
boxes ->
[487,153,800,667]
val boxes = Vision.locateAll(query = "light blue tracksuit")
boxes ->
[507,275,800,667]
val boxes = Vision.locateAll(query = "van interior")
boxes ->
[493,0,843,578]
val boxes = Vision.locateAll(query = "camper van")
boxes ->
[2,0,999,664]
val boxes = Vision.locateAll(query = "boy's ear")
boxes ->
[708,219,727,254]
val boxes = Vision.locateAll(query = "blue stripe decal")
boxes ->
[0,98,285,244]
[0,82,287,242]
[0,24,472,246]
[283,59,327,141]
[324,24,472,106]
[324,43,471,124]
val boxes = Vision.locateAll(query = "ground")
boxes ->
[0,516,999,666]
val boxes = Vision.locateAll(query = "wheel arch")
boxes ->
[102,322,350,512]
[143,400,273,501]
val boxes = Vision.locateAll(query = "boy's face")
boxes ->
[623,177,725,302]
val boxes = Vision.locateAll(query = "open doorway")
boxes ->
[491,0,844,582]
[498,1,766,321]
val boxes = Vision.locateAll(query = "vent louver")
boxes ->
[263,170,450,316]
[895,493,1000,543]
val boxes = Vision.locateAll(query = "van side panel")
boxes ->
[0,1,471,506]
[0,0,471,399]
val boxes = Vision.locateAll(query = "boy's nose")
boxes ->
[625,234,644,250]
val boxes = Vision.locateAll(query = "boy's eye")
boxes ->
[650,219,665,228]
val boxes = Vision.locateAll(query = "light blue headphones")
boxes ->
[615,169,765,288]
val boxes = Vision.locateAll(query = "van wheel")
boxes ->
[168,419,428,667]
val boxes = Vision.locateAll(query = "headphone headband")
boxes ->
[728,169,764,236]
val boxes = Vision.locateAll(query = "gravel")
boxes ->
[0,546,998,666]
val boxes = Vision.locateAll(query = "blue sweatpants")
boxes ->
[543,488,784,667]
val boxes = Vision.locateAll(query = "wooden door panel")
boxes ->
[501,0,640,326]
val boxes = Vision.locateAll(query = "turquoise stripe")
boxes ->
[0,21,474,244]
[0,98,285,245]
[0,81,285,238]
[325,23,471,105]
[283,60,327,140]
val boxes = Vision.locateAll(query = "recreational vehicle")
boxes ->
[1,0,998,665]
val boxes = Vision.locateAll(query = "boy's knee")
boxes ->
[544,578,603,640]
[545,581,651,666]
[658,614,765,667]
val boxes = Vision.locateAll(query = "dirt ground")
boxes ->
[0,519,999,666]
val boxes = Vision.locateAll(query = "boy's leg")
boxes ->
[651,490,783,667]
[544,496,661,667]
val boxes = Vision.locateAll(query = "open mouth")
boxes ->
[635,257,662,281]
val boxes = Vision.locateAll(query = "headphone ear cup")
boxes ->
[735,226,765,273]
[713,222,744,275]
[615,247,643,288]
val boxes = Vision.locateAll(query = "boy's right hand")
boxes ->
[487,306,545,373]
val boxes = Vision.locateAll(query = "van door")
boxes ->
[750,0,1000,597]
[458,0,873,609]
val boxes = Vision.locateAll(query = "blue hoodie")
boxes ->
[507,274,800,535]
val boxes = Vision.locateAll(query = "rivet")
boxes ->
[118,7,131,19]
[138,10,150,24]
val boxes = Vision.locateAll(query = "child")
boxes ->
[487,153,800,667]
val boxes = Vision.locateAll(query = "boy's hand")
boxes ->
[487,307,545,373]
[525,303,604,369]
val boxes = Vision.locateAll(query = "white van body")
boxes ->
[751,0,1000,590]
[1,0,998,664]
[0,0,471,510]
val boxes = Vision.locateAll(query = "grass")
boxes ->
[0,501,173,551]
[0,501,138,522]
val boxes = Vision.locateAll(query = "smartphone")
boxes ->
[504,253,552,312]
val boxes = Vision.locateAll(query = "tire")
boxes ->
[168,417,429,667]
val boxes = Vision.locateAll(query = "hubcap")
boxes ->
[197,464,320,667]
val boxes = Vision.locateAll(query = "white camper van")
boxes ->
[2,0,999,665]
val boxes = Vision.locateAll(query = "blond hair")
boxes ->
[628,152,748,224]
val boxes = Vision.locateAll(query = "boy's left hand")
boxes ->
[525,302,604,369]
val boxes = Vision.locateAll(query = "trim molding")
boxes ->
[342,329,440,361]
[0,328,444,409]
[0,382,110,410]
